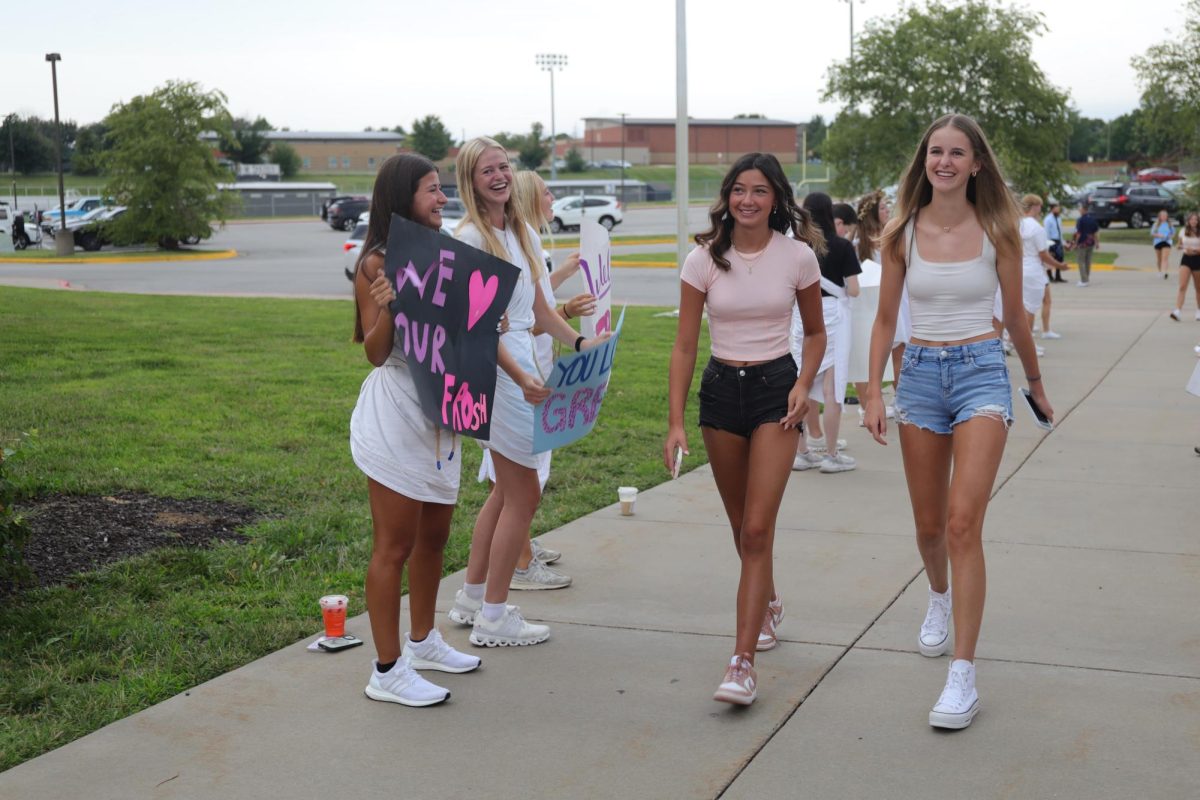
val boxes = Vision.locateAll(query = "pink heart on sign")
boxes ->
[467,270,499,331]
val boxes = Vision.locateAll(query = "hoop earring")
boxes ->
[971,171,978,177]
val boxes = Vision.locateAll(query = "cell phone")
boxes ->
[672,446,683,479]
[317,634,364,652]
[1019,388,1053,431]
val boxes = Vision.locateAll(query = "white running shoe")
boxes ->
[929,660,980,729]
[919,585,952,657]
[792,451,825,471]
[757,595,785,651]
[530,539,561,565]
[510,559,572,590]
[1170,310,1182,321]
[1041,330,1062,340]
[819,453,857,473]
[1194,310,1200,321]
[806,435,848,453]
[713,653,757,705]
[364,658,450,707]
[402,629,481,674]
[1076,281,1089,287]
[448,588,482,626]
[1035,345,1046,357]
[469,606,550,647]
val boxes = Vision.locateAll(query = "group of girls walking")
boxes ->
[347,114,1052,731]
[666,113,1051,730]
[348,140,607,707]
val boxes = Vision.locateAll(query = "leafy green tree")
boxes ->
[269,141,302,178]
[1131,0,1200,162]
[391,125,407,136]
[1066,111,1106,162]
[822,0,1072,197]
[219,116,273,164]
[71,122,109,176]
[518,122,548,170]
[491,131,523,150]
[0,115,55,174]
[804,114,827,159]
[101,81,235,250]
[564,146,587,173]
[1106,111,1144,162]
[409,115,453,161]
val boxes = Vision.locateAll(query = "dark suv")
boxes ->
[1087,183,1182,228]
[326,196,370,231]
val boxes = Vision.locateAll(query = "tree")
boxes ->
[1132,0,1200,162]
[101,81,235,250]
[1066,110,1107,163]
[0,115,55,174]
[491,131,523,150]
[219,116,273,164]
[564,146,587,173]
[269,141,302,179]
[518,122,549,170]
[804,114,827,159]
[71,122,109,176]
[822,0,1072,197]
[409,115,453,161]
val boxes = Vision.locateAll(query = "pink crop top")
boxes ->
[680,232,820,361]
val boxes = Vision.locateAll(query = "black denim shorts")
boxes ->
[698,354,797,439]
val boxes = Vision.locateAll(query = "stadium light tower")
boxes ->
[536,54,568,180]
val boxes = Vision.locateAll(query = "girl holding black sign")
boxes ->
[449,138,610,647]
[663,153,827,706]
[349,154,483,708]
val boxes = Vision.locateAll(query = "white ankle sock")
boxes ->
[481,601,506,622]
[463,582,485,601]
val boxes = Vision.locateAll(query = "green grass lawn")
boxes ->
[0,289,708,770]
[615,252,678,264]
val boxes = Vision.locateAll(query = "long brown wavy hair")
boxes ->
[855,190,886,263]
[880,114,1021,268]
[695,152,825,271]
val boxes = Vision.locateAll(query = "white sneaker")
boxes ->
[1041,330,1062,340]
[364,658,450,707]
[806,435,847,453]
[1031,323,1040,333]
[929,660,980,729]
[402,629,481,673]
[1170,310,1182,321]
[469,606,550,647]
[510,559,572,590]
[530,539,561,565]
[919,585,952,657]
[1035,345,1046,357]
[819,452,857,473]
[757,595,785,651]
[1194,310,1200,321]
[791,450,825,471]
[713,653,757,705]
[1076,281,1089,287]
[448,588,482,626]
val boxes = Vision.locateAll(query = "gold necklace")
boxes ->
[732,241,769,273]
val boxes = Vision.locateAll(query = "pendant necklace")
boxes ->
[733,242,768,274]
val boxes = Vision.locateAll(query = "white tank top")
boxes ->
[904,218,999,341]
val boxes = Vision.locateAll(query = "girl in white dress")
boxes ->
[448,138,609,647]
[349,154,481,708]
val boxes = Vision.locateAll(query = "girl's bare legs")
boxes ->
[408,502,454,640]
[482,451,542,605]
[821,370,844,456]
[365,479,423,664]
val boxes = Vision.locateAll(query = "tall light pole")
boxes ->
[45,53,72,256]
[536,53,567,180]
[840,0,863,61]
[619,112,627,205]
[6,113,16,209]
[675,0,688,272]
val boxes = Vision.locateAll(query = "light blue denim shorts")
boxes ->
[894,339,1013,435]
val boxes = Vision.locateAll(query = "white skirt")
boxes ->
[481,329,543,469]
[1022,268,1049,315]
[350,357,461,505]
[478,448,551,490]
[792,297,850,405]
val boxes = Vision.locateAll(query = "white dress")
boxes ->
[1020,216,1049,315]
[457,221,545,469]
[478,257,554,487]
[349,278,462,504]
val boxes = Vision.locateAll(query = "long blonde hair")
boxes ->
[456,137,544,282]
[512,171,550,234]
[880,114,1021,267]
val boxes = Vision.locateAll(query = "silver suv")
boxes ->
[549,195,623,233]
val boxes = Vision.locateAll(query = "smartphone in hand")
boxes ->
[1019,388,1053,431]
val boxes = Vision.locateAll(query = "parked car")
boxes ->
[1086,183,1183,228]
[549,195,623,233]
[320,195,359,222]
[326,196,370,231]
[597,159,632,169]
[40,196,109,227]
[1133,167,1185,184]
[1162,179,1191,196]
[71,206,127,251]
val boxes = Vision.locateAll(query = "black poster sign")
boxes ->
[383,214,519,440]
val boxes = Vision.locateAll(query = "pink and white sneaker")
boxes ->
[713,653,757,705]
[757,595,785,651]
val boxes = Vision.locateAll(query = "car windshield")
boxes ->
[351,223,368,240]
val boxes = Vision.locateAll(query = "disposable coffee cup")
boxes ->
[618,486,638,516]
[319,595,348,638]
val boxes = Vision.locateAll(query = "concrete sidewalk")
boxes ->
[2,269,1198,799]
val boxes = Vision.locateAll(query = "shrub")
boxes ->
[0,431,35,589]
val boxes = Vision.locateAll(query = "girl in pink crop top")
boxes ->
[663,152,826,708]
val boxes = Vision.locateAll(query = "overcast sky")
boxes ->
[2,0,1182,139]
